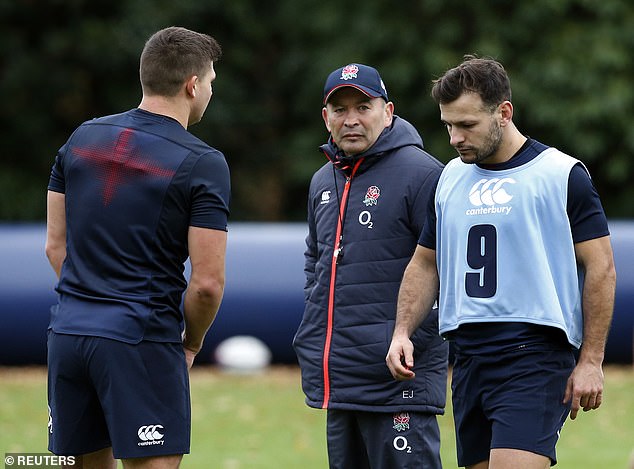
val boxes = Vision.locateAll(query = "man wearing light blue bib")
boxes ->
[386,55,616,469]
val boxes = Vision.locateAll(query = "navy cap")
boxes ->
[323,63,389,104]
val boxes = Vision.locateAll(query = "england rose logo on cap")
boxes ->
[340,64,359,81]
[323,63,389,104]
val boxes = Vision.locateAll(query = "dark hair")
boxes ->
[431,55,511,111]
[140,26,222,97]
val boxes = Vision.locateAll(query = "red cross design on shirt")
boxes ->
[72,128,176,206]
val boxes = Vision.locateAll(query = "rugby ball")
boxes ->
[214,335,272,372]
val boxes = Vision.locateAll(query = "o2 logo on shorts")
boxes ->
[392,412,412,453]
[393,436,412,453]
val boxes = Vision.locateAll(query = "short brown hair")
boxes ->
[140,26,222,97]
[431,55,511,111]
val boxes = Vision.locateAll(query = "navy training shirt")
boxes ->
[418,138,609,354]
[48,108,230,344]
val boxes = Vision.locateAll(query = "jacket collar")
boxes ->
[319,115,424,172]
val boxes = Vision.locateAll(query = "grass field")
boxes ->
[1,365,632,468]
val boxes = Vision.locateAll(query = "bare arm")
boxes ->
[564,235,616,419]
[386,245,439,380]
[45,190,66,278]
[182,226,227,368]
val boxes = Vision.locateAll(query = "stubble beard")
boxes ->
[461,119,504,165]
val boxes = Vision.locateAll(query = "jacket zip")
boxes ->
[322,158,364,408]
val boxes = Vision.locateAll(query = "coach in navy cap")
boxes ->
[294,62,448,469]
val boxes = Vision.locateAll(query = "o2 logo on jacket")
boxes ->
[359,211,373,229]
[359,185,380,229]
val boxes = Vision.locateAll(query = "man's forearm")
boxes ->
[579,262,616,365]
[46,246,66,279]
[394,254,439,338]
[182,279,224,353]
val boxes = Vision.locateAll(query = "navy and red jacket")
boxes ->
[293,116,448,412]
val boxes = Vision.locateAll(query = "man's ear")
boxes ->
[384,101,395,127]
[185,75,198,98]
[499,100,513,127]
[322,106,331,132]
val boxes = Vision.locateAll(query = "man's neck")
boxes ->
[138,95,189,129]
[494,126,527,164]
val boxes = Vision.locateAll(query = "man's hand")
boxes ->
[563,360,604,420]
[184,346,198,370]
[386,335,416,381]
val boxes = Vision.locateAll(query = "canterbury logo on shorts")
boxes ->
[137,424,165,446]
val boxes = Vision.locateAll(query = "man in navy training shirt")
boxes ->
[46,27,230,469]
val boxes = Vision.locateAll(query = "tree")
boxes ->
[1,0,632,220]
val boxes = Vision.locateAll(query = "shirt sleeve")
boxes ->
[417,173,440,249]
[48,143,69,194]
[567,163,610,243]
[189,150,231,231]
